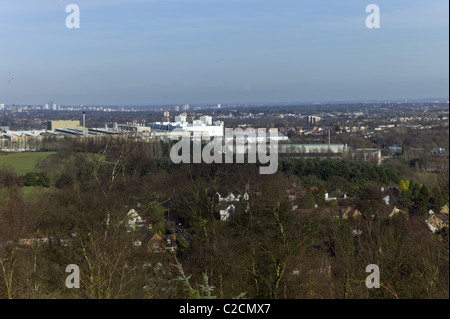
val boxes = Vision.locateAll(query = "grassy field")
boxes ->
[22,186,52,197]
[0,152,56,175]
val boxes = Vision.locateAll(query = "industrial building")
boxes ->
[344,148,382,165]
[279,143,347,154]
[47,120,84,132]
[149,117,224,139]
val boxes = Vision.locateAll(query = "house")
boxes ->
[425,210,449,233]
[55,228,81,247]
[341,207,362,219]
[123,208,147,232]
[131,228,177,254]
[18,230,49,246]
[131,228,154,248]
[286,184,302,201]
[68,228,79,238]
[381,187,398,205]
[217,189,250,218]
[441,204,449,215]
[329,189,345,199]
[216,190,250,203]
[59,238,70,247]
[389,207,407,218]
[220,204,236,221]
[288,184,333,209]
[217,192,241,203]
[286,184,302,210]
[147,232,177,254]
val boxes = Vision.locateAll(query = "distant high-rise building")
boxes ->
[182,104,189,111]
[217,103,221,109]
[49,101,57,111]
[307,116,321,124]
[200,116,213,125]
[0,103,4,110]
[174,105,180,111]
[164,111,170,117]
[175,115,187,123]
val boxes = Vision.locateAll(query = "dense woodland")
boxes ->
[0,134,448,299]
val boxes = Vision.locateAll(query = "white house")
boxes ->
[325,193,337,201]
[220,205,236,221]
[217,192,242,203]
[124,209,147,232]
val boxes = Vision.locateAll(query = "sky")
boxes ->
[0,0,448,106]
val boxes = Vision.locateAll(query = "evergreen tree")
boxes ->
[430,186,447,212]
[23,172,37,187]
[36,172,51,188]
[317,185,326,206]
[416,185,430,215]
[302,187,315,209]
[410,181,421,204]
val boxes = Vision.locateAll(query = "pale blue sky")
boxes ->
[0,0,448,105]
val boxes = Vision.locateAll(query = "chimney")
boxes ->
[82,112,86,128]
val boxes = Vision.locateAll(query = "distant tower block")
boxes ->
[82,112,86,127]
[217,103,221,109]
[174,105,180,111]
[307,116,321,125]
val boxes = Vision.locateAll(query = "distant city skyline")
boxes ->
[1,0,448,105]
[1,97,449,109]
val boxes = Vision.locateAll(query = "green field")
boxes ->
[22,186,52,197]
[0,152,56,175]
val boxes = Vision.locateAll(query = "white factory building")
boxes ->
[150,117,224,139]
